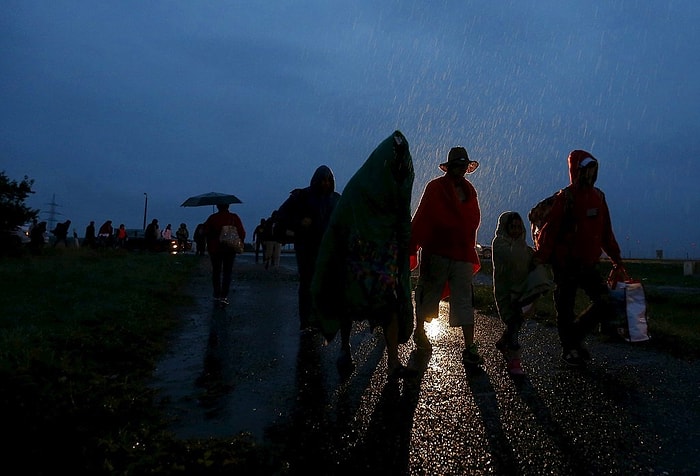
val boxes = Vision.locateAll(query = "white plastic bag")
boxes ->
[610,280,651,342]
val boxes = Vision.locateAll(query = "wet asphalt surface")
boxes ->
[153,253,700,475]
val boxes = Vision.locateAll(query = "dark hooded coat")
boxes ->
[277,165,341,254]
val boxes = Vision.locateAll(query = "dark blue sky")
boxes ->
[2,1,699,258]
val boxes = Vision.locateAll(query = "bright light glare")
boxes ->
[424,319,446,340]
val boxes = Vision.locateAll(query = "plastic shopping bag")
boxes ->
[608,277,651,343]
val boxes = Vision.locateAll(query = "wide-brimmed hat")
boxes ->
[439,146,479,174]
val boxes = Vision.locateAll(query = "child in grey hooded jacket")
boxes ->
[492,211,552,375]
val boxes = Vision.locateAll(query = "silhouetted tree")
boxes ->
[0,171,38,251]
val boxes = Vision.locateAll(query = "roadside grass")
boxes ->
[1,250,698,474]
[0,248,279,475]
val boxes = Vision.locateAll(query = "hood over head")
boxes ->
[568,150,598,186]
[495,211,526,242]
[310,165,336,193]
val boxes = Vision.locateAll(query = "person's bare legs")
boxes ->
[461,323,484,366]
[461,324,474,348]
[386,312,418,379]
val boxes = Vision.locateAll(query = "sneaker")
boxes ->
[413,329,432,351]
[561,349,585,367]
[462,343,484,366]
[507,358,525,376]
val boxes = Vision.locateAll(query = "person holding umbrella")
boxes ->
[204,203,246,306]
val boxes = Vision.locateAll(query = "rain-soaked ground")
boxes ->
[152,253,700,475]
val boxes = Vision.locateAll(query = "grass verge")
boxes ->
[0,248,280,475]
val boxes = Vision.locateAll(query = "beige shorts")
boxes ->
[415,254,474,327]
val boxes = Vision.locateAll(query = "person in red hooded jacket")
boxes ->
[410,146,484,368]
[534,150,626,367]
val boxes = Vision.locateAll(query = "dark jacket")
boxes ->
[277,165,341,252]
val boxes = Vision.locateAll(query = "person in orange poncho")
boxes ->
[410,146,483,368]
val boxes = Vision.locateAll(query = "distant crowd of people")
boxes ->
[26,217,196,254]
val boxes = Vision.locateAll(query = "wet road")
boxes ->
[153,253,700,475]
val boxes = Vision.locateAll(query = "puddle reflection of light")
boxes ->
[424,319,446,340]
[422,319,448,374]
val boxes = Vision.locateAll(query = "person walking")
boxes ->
[51,219,71,247]
[492,211,552,376]
[205,204,246,306]
[262,211,282,270]
[116,223,128,248]
[277,165,341,332]
[84,221,96,249]
[98,220,114,247]
[533,150,626,367]
[311,131,416,379]
[194,223,206,256]
[29,221,47,255]
[410,146,484,369]
[161,223,172,240]
[252,218,266,264]
[176,223,189,252]
[145,219,159,251]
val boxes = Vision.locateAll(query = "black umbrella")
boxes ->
[180,192,243,207]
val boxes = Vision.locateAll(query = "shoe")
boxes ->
[462,343,484,366]
[388,364,419,380]
[413,329,432,351]
[507,358,525,376]
[562,349,585,367]
[496,336,521,355]
[219,297,229,306]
